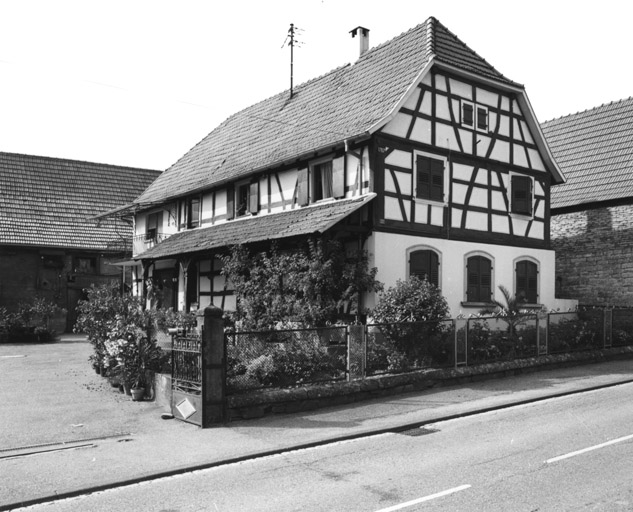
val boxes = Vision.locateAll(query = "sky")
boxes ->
[1,0,631,171]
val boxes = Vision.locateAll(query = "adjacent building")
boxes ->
[131,17,575,316]
[545,97,633,306]
[0,152,161,330]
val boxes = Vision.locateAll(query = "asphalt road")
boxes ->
[16,382,633,511]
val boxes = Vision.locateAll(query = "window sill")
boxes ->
[413,197,446,208]
[460,302,493,308]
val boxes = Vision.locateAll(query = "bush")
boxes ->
[0,298,65,343]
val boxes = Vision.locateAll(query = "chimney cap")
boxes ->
[350,26,370,38]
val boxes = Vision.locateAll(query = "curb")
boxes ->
[4,377,633,511]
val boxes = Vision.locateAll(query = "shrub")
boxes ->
[0,298,65,343]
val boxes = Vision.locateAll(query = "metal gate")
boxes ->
[171,331,204,426]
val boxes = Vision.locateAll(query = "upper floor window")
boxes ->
[511,175,533,216]
[297,157,345,206]
[233,180,259,218]
[146,211,163,241]
[516,259,538,304]
[179,197,201,229]
[461,100,488,132]
[409,249,440,288]
[466,255,493,303]
[415,153,445,203]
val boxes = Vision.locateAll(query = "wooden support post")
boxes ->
[200,305,226,427]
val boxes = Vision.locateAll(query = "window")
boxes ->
[415,154,445,203]
[461,100,488,132]
[312,161,334,202]
[511,175,533,216]
[145,211,162,241]
[516,260,538,304]
[466,255,492,303]
[409,250,440,287]
[187,198,200,228]
[462,101,474,127]
[234,181,259,217]
[74,256,97,275]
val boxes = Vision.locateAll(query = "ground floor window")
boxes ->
[409,249,440,287]
[466,255,492,303]
[516,259,538,304]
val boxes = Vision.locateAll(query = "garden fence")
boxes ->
[168,308,633,397]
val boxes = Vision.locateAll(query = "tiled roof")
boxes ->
[0,152,161,251]
[542,97,633,211]
[136,194,375,260]
[135,17,518,206]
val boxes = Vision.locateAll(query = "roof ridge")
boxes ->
[542,96,633,126]
[0,150,160,173]
[431,17,514,84]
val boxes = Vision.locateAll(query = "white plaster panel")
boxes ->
[469,187,488,208]
[513,145,529,168]
[512,100,521,116]
[528,148,546,171]
[384,170,396,194]
[435,74,447,92]
[199,277,211,293]
[420,91,433,115]
[453,163,473,182]
[459,128,473,154]
[449,78,472,99]
[488,111,497,132]
[474,168,488,186]
[415,202,428,224]
[451,98,460,122]
[385,196,404,221]
[199,296,211,309]
[520,121,535,144]
[435,123,458,150]
[501,96,510,111]
[476,87,498,108]
[535,181,545,196]
[435,95,451,121]
[535,200,544,218]
[395,170,412,196]
[410,118,432,144]
[452,208,462,228]
[512,216,529,236]
[491,190,506,210]
[403,88,421,111]
[222,295,236,311]
[201,193,213,222]
[497,114,509,137]
[385,149,412,169]
[382,112,412,138]
[491,214,510,234]
[528,221,544,240]
[452,183,468,205]
[430,205,444,226]
[475,135,491,158]
[513,118,523,141]
[421,73,432,87]
[465,210,488,231]
[490,139,510,163]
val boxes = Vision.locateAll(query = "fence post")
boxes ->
[604,308,612,349]
[199,305,226,427]
[348,324,365,380]
[537,311,548,356]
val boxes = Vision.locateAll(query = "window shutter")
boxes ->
[226,185,235,220]
[462,103,473,126]
[516,260,538,303]
[297,167,309,206]
[410,250,439,287]
[467,256,492,302]
[430,159,444,202]
[512,175,532,216]
[332,158,345,199]
[477,107,488,130]
[249,181,259,214]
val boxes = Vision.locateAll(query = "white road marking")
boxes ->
[546,433,633,464]
[373,484,471,512]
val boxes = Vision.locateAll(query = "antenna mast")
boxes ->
[282,23,300,98]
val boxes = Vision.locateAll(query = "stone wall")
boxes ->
[551,204,633,306]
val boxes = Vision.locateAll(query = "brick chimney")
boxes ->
[350,26,370,57]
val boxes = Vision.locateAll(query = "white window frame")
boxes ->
[406,245,442,289]
[309,156,335,203]
[513,256,540,305]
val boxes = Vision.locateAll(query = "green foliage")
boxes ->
[479,285,532,337]
[372,276,449,324]
[0,298,65,343]
[547,310,603,352]
[221,238,382,329]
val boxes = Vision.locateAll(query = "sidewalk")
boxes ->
[1,335,632,510]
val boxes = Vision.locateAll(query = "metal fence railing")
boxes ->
[164,308,633,397]
[225,325,348,394]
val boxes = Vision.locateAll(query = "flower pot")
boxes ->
[131,388,145,401]
[123,382,131,396]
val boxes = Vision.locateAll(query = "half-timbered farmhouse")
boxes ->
[545,97,633,306]
[131,17,574,316]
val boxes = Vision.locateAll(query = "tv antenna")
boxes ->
[281,23,303,98]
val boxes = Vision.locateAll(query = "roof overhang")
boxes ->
[135,194,375,260]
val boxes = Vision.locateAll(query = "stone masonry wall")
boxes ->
[551,204,633,306]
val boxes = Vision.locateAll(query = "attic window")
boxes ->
[511,174,533,216]
[235,180,259,217]
[476,106,488,131]
[461,101,488,132]
[461,101,474,127]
